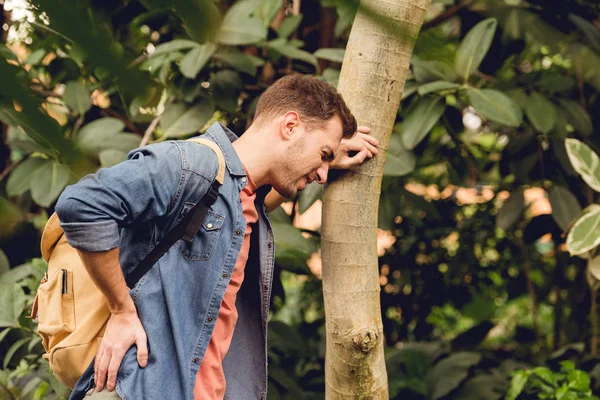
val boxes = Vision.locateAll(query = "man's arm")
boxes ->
[264,126,379,212]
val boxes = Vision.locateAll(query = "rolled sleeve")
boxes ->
[55,142,185,252]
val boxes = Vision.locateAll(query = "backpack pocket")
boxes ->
[37,268,75,351]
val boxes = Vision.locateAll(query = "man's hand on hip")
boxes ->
[94,302,148,392]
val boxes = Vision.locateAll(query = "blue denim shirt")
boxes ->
[55,123,275,400]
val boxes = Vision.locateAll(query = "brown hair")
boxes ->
[254,74,357,138]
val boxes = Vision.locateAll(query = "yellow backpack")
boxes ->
[30,138,225,389]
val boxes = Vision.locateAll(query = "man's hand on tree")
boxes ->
[330,126,379,169]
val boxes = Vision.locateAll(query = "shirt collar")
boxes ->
[204,122,247,177]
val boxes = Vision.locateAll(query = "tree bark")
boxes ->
[321,0,430,398]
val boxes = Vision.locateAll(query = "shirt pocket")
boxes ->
[175,202,225,261]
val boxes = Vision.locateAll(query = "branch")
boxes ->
[423,0,475,29]
[139,115,161,147]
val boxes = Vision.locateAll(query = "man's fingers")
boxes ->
[106,348,126,392]
[136,333,149,368]
[357,125,371,134]
[364,141,379,155]
[94,347,104,387]
[95,351,110,392]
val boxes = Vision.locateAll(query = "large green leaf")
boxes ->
[99,149,128,168]
[425,352,482,400]
[277,14,303,39]
[383,135,416,176]
[400,96,445,150]
[180,42,217,79]
[565,138,600,192]
[209,70,243,113]
[455,18,498,80]
[213,52,258,76]
[76,118,140,156]
[151,39,199,56]
[468,89,523,127]
[30,161,71,207]
[173,0,221,44]
[160,98,215,138]
[496,188,525,230]
[267,40,318,67]
[63,80,92,115]
[259,0,282,27]
[216,0,268,45]
[313,48,345,63]
[525,92,556,134]
[558,99,593,136]
[412,59,457,83]
[566,206,600,256]
[6,157,47,197]
[417,81,460,96]
[298,181,322,215]
[549,186,582,232]
[0,284,26,327]
[271,222,313,274]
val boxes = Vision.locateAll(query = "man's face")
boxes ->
[273,116,344,199]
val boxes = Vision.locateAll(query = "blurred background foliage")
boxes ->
[1,0,600,398]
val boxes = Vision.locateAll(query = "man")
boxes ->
[55,74,379,399]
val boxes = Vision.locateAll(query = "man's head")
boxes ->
[251,75,357,198]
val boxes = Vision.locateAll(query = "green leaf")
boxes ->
[566,206,600,256]
[313,48,345,63]
[30,161,71,207]
[507,88,528,109]
[455,18,498,80]
[496,188,525,230]
[454,373,507,400]
[468,89,523,127]
[3,337,29,367]
[298,181,322,214]
[6,157,47,196]
[213,52,257,76]
[63,80,92,115]
[152,39,199,57]
[267,40,318,67]
[180,42,217,79]
[425,352,482,400]
[589,256,600,281]
[567,369,590,392]
[417,81,460,96]
[173,0,221,44]
[217,0,268,45]
[384,134,416,177]
[506,370,531,400]
[271,222,314,274]
[412,59,457,83]
[0,44,18,62]
[277,14,303,38]
[0,327,11,344]
[549,186,582,232]
[0,284,26,327]
[209,70,242,113]
[76,118,139,156]
[160,98,215,138]
[99,149,128,168]
[0,263,33,285]
[0,251,8,277]
[400,96,445,150]
[525,92,556,134]
[558,99,593,136]
[259,0,282,26]
[565,138,600,192]
[24,49,46,66]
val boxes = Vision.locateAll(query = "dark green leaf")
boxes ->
[63,80,92,115]
[569,13,600,54]
[6,157,47,197]
[152,39,199,57]
[558,99,593,136]
[496,188,525,230]
[454,373,507,400]
[468,89,523,127]
[277,14,303,39]
[417,81,460,96]
[525,92,556,134]
[0,250,8,276]
[99,149,128,168]
[214,52,257,76]
[313,48,345,63]
[160,98,215,138]
[412,59,457,83]
[24,49,46,66]
[180,42,217,79]
[425,352,482,400]
[298,181,322,214]
[76,118,139,156]
[400,96,445,150]
[384,135,416,176]
[267,40,318,67]
[549,185,581,232]
[259,0,282,26]
[455,18,498,80]
[209,70,242,113]
[0,44,18,62]
[217,0,268,45]
[506,370,530,400]
[0,284,26,327]
[173,0,221,44]
[0,263,33,285]
[30,160,71,207]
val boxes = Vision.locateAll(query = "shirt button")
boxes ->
[207,316,213,322]
[193,357,199,363]
[222,273,228,278]
[267,243,272,248]
[206,223,213,229]
[241,177,247,183]
[235,229,242,235]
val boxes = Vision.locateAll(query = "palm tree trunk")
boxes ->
[321,0,430,398]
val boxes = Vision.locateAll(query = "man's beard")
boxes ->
[271,137,305,199]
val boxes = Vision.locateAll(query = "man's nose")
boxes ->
[316,163,329,184]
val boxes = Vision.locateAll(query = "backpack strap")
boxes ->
[124,138,225,288]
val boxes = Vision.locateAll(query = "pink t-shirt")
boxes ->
[194,169,258,399]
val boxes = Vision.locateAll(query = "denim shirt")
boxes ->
[55,123,275,400]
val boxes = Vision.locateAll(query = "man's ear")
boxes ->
[280,111,300,140]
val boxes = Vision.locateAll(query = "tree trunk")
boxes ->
[321,0,430,398]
